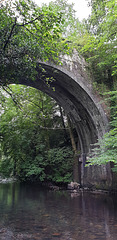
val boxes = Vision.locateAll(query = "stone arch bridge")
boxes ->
[4,51,112,188]
[20,52,109,152]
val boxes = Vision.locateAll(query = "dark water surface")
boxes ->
[0,183,117,240]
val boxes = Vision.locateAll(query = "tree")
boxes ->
[67,116,79,183]
[0,0,68,86]
[49,0,88,52]
[81,0,117,88]
[0,85,73,183]
[87,91,117,171]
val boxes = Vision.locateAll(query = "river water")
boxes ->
[0,183,117,240]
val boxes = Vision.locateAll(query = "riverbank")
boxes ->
[0,177,117,194]
[0,176,17,184]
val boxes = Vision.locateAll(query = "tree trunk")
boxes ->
[59,105,68,142]
[67,116,79,183]
[108,69,113,90]
[13,158,17,176]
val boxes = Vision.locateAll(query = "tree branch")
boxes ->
[3,18,17,51]
[3,14,43,51]
[23,26,39,39]
[2,86,23,110]
[18,14,44,27]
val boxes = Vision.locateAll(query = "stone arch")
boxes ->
[14,54,108,155]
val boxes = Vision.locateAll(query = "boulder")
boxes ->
[68,182,80,190]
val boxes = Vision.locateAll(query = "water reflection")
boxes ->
[0,183,117,240]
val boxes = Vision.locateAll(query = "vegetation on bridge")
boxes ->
[0,0,117,181]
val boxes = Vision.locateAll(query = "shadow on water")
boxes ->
[0,182,117,240]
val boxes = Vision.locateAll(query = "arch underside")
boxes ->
[16,62,108,154]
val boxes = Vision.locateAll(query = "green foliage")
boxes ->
[0,0,68,85]
[88,91,117,171]
[46,147,73,183]
[80,0,117,86]
[0,148,14,178]
[49,0,88,53]
[0,85,73,183]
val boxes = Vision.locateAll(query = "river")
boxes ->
[0,182,117,240]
